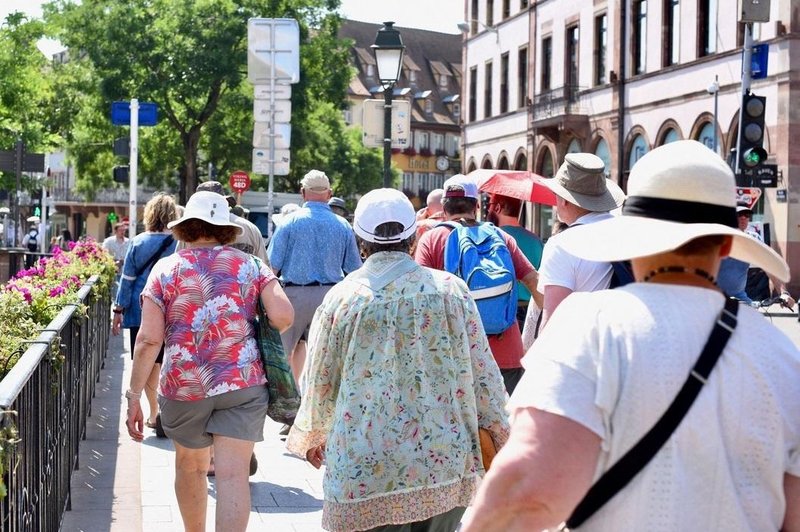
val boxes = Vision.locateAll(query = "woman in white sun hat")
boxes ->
[462,140,799,531]
[124,191,294,532]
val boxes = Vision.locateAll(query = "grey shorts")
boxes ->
[281,284,334,354]
[157,385,269,449]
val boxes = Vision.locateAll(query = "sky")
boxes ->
[0,0,464,46]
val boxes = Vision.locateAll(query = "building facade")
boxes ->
[340,20,463,208]
[462,0,800,288]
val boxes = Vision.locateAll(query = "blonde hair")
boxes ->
[143,193,178,232]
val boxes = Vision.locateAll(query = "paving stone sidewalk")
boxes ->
[60,330,325,532]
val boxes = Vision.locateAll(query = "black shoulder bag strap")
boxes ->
[134,235,174,279]
[563,297,739,530]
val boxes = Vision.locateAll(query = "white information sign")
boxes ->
[254,99,292,123]
[247,18,300,84]
[254,84,291,100]
[253,148,290,176]
[253,123,291,150]
[362,99,412,148]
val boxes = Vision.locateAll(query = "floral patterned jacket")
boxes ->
[287,252,510,531]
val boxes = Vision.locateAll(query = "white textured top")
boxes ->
[538,211,613,292]
[512,284,800,531]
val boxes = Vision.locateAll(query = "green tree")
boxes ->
[0,13,58,191]
[44,0,354,203]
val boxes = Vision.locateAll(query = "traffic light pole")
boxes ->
[735,23,754,175]
[12,138,22,247]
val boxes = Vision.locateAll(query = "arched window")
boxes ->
[661,128,679,145]
[513,152,527,170]
[628,135,649,169]
[696,122,718,153]
[482,158,493,169]
[498,156,509,169]
[567,139,582,154]
[539,149,554,177]
[594,138,611,176]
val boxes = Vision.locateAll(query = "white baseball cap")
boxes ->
[353,188,416,244]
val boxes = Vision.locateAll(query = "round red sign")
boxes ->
[228,170,251,193]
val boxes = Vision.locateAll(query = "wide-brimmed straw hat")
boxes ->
[542,153,625,212]
[167,191,243,235]
[555,140,790,281]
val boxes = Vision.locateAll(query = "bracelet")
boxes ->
[124,389,141,400]
[113,309,123,314]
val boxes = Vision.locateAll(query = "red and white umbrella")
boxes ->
[468,169,557,205]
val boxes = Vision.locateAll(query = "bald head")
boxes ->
[426,188,444,215]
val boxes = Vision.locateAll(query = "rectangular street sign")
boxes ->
[254,99,291,123]
[751,43,769,80]
[111,101,159,126]
[247,18,300,84]
[742,163,778,187]
[252,148,290,175]
[362,99,412,148]
[253,123,291,150]
[254,84,291,100]
[0,151,14,172]
[23,153,45,172]
[0,150,45,172]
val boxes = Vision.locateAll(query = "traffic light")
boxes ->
[113,165,129,183]
[739,93,767,171]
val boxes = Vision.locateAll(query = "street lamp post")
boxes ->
[372,22,405,188]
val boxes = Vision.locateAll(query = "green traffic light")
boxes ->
[743,147,767,168]
[34,207,41,217]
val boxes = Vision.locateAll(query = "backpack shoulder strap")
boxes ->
[563,298,739,529]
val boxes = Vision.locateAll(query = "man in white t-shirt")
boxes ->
[536,153,625,331]
[461,141,800,532]
[102,223,130,268]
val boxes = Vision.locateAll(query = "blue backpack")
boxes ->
[439,221,517,335]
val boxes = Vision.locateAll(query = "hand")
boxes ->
[780,292,796,309]
[112,313,122,336]
[306,444,325,469]
[126,398,144,442]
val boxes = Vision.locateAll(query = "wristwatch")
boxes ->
[113,306,124,314]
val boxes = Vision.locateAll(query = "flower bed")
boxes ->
[0,238,116,379]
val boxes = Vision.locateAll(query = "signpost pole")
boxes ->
[40,185,47,253]
[129,99,139,239]
[267,23,276,240]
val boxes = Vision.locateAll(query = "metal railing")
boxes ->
[531,85,588,119]
[50,186,162,204]
[0,276,109,532]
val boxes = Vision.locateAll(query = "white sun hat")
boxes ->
[555,140,790,281]
[353,188,416,244]
[167,191,243,234]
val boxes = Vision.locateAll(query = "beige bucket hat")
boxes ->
[541,153,625,212]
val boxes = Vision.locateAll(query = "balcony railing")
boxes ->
[531,85,588,120]
[0,276,109,532]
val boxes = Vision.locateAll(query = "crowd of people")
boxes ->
[114,139,798,532]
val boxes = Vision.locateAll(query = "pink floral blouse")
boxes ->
[142,245,276,401]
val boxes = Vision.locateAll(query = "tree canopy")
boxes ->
[41,0,384,203]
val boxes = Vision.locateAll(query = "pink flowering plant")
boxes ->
[0,238,116,378]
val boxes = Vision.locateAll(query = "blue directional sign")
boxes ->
[111,101,159,126]
[750,44,769,80]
